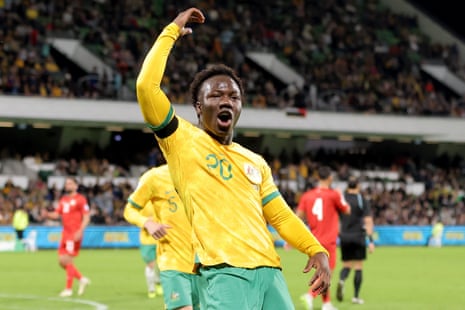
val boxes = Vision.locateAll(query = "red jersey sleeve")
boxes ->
[333,190,350,213]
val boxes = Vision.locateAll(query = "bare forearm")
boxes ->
[44,210,60,220]
[364,216,374,236]
[80,214,90,232]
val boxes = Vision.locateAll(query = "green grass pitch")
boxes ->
[0,246,463,309]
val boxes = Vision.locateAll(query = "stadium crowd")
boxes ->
[1,0,465,115]
[1,0,465,229]
[1,145,464,228]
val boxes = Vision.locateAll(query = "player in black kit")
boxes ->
[336,176,375,305]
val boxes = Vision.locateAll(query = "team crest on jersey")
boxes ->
[244,163,261,184]
[170,292,180,301]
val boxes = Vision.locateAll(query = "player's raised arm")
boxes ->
[136,8,205,130]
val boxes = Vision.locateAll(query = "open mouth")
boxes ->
[217,111,233,127]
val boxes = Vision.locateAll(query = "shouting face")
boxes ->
[196,74,242,144]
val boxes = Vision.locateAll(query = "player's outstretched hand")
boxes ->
[173,7,205,36]
[302,252,331,295]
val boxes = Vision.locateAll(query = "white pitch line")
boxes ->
[0,293,109,310]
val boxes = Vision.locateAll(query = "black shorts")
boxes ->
[340,240,367,261]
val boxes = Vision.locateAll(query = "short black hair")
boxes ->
[347,176,359,189]
[317,166,332,180]
[189,64,244,106]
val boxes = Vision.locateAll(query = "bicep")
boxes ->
[138,92,176,133]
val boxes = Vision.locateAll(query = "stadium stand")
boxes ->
[2,0,465,115]
[1,0,465,229]
[1,143,465,227]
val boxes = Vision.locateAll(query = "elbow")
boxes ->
[136,75,161,95]
[136,76,149,97]
[135,79,162,120]
[122,206,131,223]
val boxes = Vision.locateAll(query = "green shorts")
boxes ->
[139,244,157,264]
[199,265,294,310]
[160,270,200,310]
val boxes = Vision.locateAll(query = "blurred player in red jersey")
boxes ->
[296,166,351,310]
[42,177,91,297]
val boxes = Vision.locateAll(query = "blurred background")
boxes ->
[1,0,465,250]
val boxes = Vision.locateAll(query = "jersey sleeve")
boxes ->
[136,23,180,133]
[263,195,328,257]
[334,190,350,213]
[296,192,309,213]
[124,171,156,228]
[362,197,372,217]
[80,196,90,214]
[259,158,280,200]
[123,204,148,228]
[55,200,63,214]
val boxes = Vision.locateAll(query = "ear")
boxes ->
[195,101,202,117]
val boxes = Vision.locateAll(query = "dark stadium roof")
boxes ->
[409,0,465,40]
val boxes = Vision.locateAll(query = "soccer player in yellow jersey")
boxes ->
[134,201,163,298]
[136,7,331,309]
[124,164,199,310]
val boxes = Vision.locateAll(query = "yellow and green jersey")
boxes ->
[125,165,195,274]
[136,23,328,269]
[160,119,286,267]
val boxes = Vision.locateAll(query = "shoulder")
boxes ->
[233,143,268,165]
[329,188,342,197]
[75,193,88,204]
[178,116,198,132]
[303,189,315,196]
[142,166,163,179]
[154,165,172,182]
[140,165,171,186]
[304,188,317,196]
[301,189,317,201]
[170,116,205,142]
[343,192,355,199]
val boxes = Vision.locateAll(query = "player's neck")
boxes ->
[200,123,234,145]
